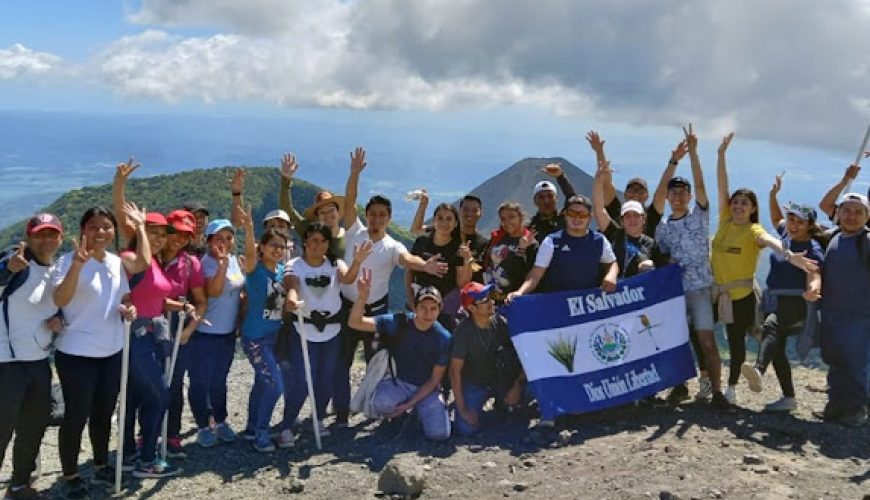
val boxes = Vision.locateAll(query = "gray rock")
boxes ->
[483,461,497,468]
[513,482,529,492]
[378,459,426,496]
[660,491,682,500]
[753,465,770,474]
[742,454,764,465]
[281,477,305,494]
[558,430,573,445]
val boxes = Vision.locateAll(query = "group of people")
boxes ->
[1,127,868,500]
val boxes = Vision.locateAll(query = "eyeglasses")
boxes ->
[564,210,591,220]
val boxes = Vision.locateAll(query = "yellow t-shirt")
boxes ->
[711,207,767,300]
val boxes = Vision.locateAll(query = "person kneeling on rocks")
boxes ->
[348,270,452,440]
[451,282,525,436]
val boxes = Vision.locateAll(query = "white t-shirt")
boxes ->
[51,252,129,358]
[0,260,58,362]
[339,217,407,303]
[290,257,344,342]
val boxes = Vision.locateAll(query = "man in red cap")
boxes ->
[0,213,64,499]
[450,282,524,435]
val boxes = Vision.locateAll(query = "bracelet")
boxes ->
[669,160,678,166]
[784,249,795,260]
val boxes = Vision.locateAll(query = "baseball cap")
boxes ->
[145,212,168,226]
[533,181,557,197]
[620,200,645,216]
[667,176,692,192]
[783,202,817,222]
[563,194,592,211]
[263,209,292,225]
[166,210,196,234]
[840,192,870,211]
[414,286,443,306]
[182,201,209,216]
[460,282,495,309]
[625,177,648,191]
[26,213,63,236]
[205,218,235,237]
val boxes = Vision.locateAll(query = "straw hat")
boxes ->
[303,191,345,221]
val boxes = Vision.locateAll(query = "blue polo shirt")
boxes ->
[375,312,451,386]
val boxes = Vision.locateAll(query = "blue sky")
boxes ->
[0,0,869,227]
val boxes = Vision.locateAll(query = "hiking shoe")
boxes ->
[764,397,797,412]
[214,422,236,443]
[121,452,139,472]
[741,363,763,393]
[196,427,218,448]
[711,391,736,411]
[277,429,296,449]
[666,384,690,404]
[240,429,256,441]
[132,459,182,479]
[836,408,868,428]
[723,386,738,405]
[59,477,89,499]
[4,485,48,500]
[694,377,713,401]
[166,437,187,459]
[253,435,276,453]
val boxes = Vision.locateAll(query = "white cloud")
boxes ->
[0,44,63,80]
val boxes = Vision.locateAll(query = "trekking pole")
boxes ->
[294,301,321,450]
[161,309,186,461]
[115,318,132,494]
[844,121,870,194]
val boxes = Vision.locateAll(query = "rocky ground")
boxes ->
[3,359,868,499]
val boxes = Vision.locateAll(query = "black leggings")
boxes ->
[55,351,122,477]
[755,296,806,398]
[724,294,757,386]
[0,360,51,487]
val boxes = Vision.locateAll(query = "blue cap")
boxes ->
[204,218,235,237]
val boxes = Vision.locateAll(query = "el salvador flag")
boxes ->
[504,264,697,419]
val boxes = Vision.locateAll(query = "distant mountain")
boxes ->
[0,167,415,309]
[464,157,599,233]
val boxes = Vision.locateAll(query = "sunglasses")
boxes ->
[564,209,591,220]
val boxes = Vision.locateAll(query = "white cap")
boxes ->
[263,209,292,224]
[620,200,645,216]
[533,180,557,197]
[840,192,870,211]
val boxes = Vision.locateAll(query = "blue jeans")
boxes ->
[281,325,340,429]
[452,382,494,436]
[124,329,170,463]
[820,312,870,412]
[372,378,450,441]
[242,332,283,439]
[188,331,236,429]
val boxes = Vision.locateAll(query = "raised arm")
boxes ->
[769,173,785,228]
[819,164,860,219]
[409,189,429,236]
[683,124,709,208]
[119,202,151,274]
[112,158,140,243]
[342,147,367,230]
[348,268,377,332]
[278,153,307,236]
[586,131,615,204]
[239,204,257,274]
[716,132,735,214]
[651,141,688,214]
[543,163,576,198]
[230,168,246,228]
[592,160,615,232]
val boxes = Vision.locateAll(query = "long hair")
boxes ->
[302,222,337,266]
[497,202,525,228]
[79,206,119,251]
[730,188,760,224]
[432,203,462,243]
[258,228,289,259]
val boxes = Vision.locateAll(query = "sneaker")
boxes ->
[711,391,736,411]
[89,466,116,487]
[59,477,90,500]
[4,485,48,500]
[764,397,797,412]
[240,429,257,441]
[121,452,139,472]
[316,420,331,438]
[694,377,713,401]
[741,363,763,393]
[214,422,236,443]
[836,408,868,428]
[666,384,690,404]
[253,435,276,453]
[812,403,844,422]
[723,385,738,405]
[132,459,182,479]
[196,427,218,448]
[166,437,187,459]
[536,418,555,429]
[277,429,296,449]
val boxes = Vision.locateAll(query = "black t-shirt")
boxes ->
[603,223,669,278]
[528,213,564,243]
[451,314,520,389]
[462,231,489,283]
[605,197,663,239]
[410,233,464,295]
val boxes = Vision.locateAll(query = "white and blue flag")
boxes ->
[504,264,696,419]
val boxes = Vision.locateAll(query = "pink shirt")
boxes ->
[123,253,172,318]
[162,250,205,301]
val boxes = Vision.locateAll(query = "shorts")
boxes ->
[685,287,714,332]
